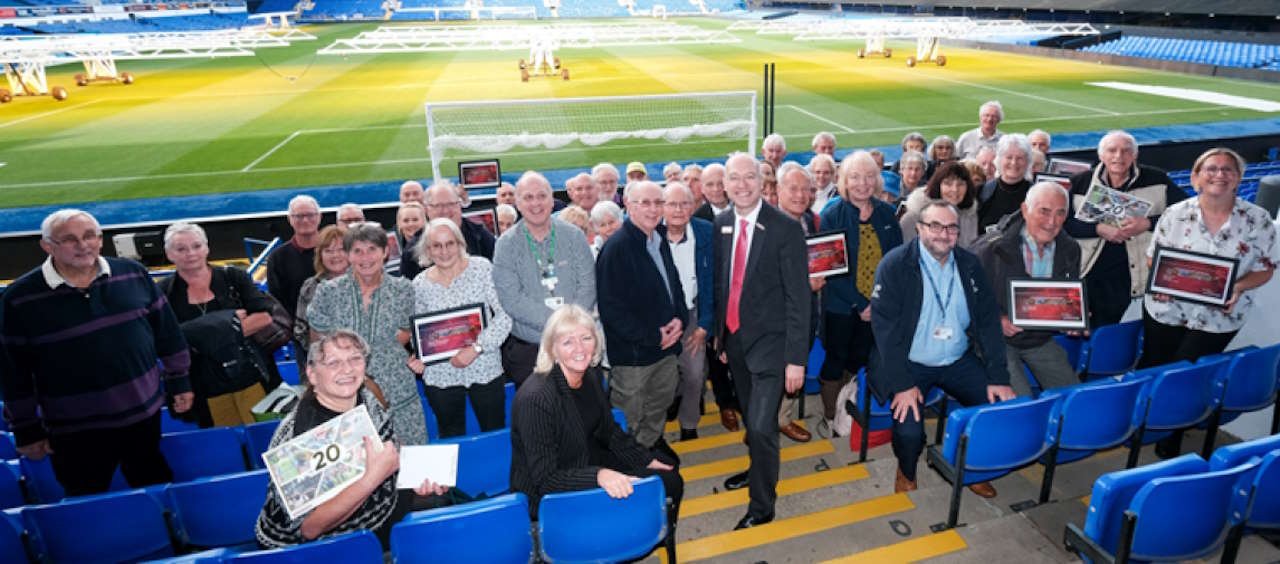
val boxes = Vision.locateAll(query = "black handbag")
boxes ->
[223,267,293,352]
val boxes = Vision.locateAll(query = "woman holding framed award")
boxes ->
[1140,148,1279,369]
[409,219,512,438]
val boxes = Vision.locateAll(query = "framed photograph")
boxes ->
[1034,173,1071,191]
[463,209,497,236]
[411,303,488,365]
[806,232,849,279]
[1147,246,1239,307]
[1046,158,1091,177]
[1008,279,1089,331]
[458,159,501,191]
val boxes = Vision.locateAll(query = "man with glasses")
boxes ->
[401,180,496,279]
[661,182,716,441]
[335,203,365,232]
[869,202,1015,497]
[2,209,195,496]
[269,195,321,320]
[597,181,687,457]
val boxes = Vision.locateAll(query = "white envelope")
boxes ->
[396,444,459,489]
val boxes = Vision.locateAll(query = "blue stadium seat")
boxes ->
[161,408,201,434]
[147,547,236,563]
[228,530,382,563]
[243,420,282,469]
[166,470,270,550]
[1036,378,1148,503]
[1122,358,1227,466]
[926,395,1059,530]
[18,457,63,504]
[0,433,17,461]
[612,407,628,434]
[416,380,440,441]
[1078,320,1142,378]
[390,493,532,563]
[0,403,7,432]
[0,513,28,564]
[1053,334,1085,373]
[538,475,672,563]
[161,427,249,482]
[852,367,947,463]
[1065,454,1259,563]
[805,338,825,394]
[0,462,24,510]
[23,490,174,562]
[1240,450,1280,529]
[276,360,300,386]
[435,429,511,498]
[464,382,515,435]
[1208,344,1280,441]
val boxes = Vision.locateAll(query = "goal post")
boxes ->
[423,91,758,181]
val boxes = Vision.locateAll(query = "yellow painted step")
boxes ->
[664,411,720,434]
[679,440,834,482]
[673,492,916,562]
[681,463,869,518]
[671,422,805,456]
[822,530,968,564]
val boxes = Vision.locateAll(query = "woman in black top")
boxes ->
[977,133,1034,231]
[509,305,683,524]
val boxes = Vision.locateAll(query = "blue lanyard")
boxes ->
[919,254,956,313]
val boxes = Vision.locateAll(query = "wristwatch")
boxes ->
[472,343,484,355]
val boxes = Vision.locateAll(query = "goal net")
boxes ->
[424,91,757,180]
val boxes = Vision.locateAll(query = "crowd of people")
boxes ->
[2,99,1277,552]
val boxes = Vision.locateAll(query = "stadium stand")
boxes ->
[13,13,251,34]
[1081,35,1280,70]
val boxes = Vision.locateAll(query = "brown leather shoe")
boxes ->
[720,409,740,432]
[894,467,917,493]
[780,422,811,443]
[968,481,997,498]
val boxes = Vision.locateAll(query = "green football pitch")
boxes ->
[2,17,1280,209]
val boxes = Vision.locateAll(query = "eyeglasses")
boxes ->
[289,212,320,220]
[1200,166,1239,177]
[919,221,960,235]
[426,201,462,210]
[48,232,102,247]
[429,240,459,252]
[320,356,365,371]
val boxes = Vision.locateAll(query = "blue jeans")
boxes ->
[891,351,991,481]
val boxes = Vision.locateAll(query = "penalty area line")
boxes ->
[782,105,855,133]
[242,131,302,172]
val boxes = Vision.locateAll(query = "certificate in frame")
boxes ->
[1147,246,1239,307]
[1007,278,1089,331]
[411,303,488,364]
[806,232,849,279]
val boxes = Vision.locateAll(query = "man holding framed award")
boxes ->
[974,182,1083,397]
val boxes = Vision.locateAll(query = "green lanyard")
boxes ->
[524,225,557,278]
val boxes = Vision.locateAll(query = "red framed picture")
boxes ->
[411,303,488,365]
[806,232,849,279]
[458,159,501,191]
[1008,279,1088,331]
[1147,246,1239,307]
[463,209,497,236]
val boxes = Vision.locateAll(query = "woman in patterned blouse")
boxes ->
[409,219,513,438]
[1140,147,1279,369]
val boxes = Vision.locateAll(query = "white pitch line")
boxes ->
[783,104,855,133]
[0,99,104,129]
[0,105,1237,191]
[242,131,302,172]
[882,67,1120,116]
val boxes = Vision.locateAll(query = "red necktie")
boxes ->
[727,218,748,334]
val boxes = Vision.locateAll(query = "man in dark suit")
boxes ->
[712,153,811,530]
[692,162,741,431]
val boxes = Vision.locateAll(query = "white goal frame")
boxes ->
[423,91,758,181]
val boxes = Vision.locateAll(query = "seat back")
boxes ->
[24,490,174,563]
[18,457,63,504]
[161,427,249,482]
[1082,454,1208,554]
[229,530,383,563]
[0,461,24,510]
[1052,378,1147,454]
[1054,334,1085,373]
[1244,450,1280,529]
[391,493,531,563]
[0,433,18,460]
[464,382,516,435]
[944,396,1057,483]
[0,514,27,564]
[1220,344,1280,412]
[538,475,667,563]
[1128,459,1260,561]
[1084,320,1142,376]
[436,429,511,498]
[612,408,628,434]
[243,420,282,469]
[161,407,200,434]
[1209,433,1280,471]
[166,470,270,549]
[1143,358,1227,431]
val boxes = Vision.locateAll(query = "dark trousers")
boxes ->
[705,345,740,412]
[819,312,874,419]
[424,376,507,439]
[500,336,539,388]
[891,352,990,481]
[1137,310,1238,369]
[48,410,172,497]
[724,331,783,519]
[1087,273,1131,329]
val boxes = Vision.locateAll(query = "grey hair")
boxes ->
[901,132,927,150]
[1025,181,1070,208]
[163,221,208,250]
[763,133,786,151]
[336,203,364,219]
[1029,129,1051,147]
[515,171,552,198]
[663,181,694,201]
[996,134,1033,180]
[980,100,1004,121]
[837,150,884,197]
[811,131,836,148]
[589,201,623,227]
[809,153,835,172]
[342,222,388,252]
[41,209,100,242]
[591,162,619,179]
[495,203,518,220]
[426,179,462,202]
[920,201,960,222]
[415,217,467,266]
[681,163,703,177]
[662,162,683,178]
[624,179,662,201]
[928,135,955,160]
[307,328,371,369]
[567,172,593,191]
[534,304,605,374]
[725,152,761,176]
[898,150,927,169]
[777,161,812,187]
[1098,130,1139,159]
[288,195,319,214]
